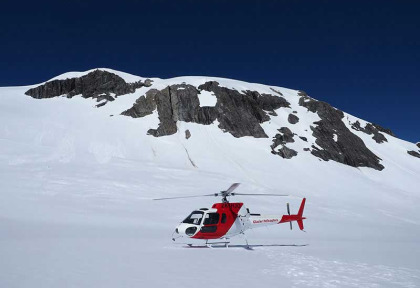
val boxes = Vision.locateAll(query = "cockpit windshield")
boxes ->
[182,211,204,225]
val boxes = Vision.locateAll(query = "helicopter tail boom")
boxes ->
[248,198,306,231]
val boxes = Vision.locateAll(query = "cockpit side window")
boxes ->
[182,211,204,225]
[203,213,220,225]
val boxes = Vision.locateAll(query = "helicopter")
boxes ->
[153,183,306,247]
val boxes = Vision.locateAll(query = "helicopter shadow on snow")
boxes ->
[185,244,309,250]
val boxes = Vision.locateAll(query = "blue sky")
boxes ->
[0,0,418,142]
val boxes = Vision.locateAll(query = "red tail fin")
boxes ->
[298,198,306,217]
[297,220,304,230]
[279,198,307,231]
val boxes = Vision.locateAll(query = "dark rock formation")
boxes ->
[271,127,295,148]
[416,142,420,149]
[244,90,290,115]
[273,146,298,159]
[288,114,299,124]
[270,127,297,159]
[96,101,107,108]
[299,95,384,170]
[128,81,290,138]
[199,82,290,138]
[351,121,387,144]
[407,150,420,158]
[131,84,218,137]
[270,88,283,96]
[171,84,217,124]
[121,89,157,118]
[185,130,191,139]
[170,85,201,122]
[25,70,152,101]
[147,87,177,137]
[297,90,308,97]
[27,71,398,171]
[372,123,395,137]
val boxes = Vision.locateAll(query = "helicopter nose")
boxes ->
[174,223,198,238]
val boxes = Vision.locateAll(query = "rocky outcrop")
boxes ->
[25,70,152,101]
[416,142,420,149]
[299,95,384,171]
[271,127,295,147]
[199,82,289,138]
[121,88,157,118]
[147,87,177,137]
[242,90,289,117]
[288,113,299,124]
[274,146,298,159]
[124,81,290,138]
[372,123,395,137]
[170,84,217,124]
[185,130,191,139]
[127,84,218,137]
[407,151,420,158]
[351,121,387,143]
[297,90,308,97]
[27,70,405,171]
[270,88,283,96]
[206,82,290,137]
[270,127,297,159]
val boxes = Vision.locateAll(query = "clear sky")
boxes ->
[0,0,418,142]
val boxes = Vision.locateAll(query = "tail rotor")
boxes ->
[280,198,306,231]
[287,202,292,230]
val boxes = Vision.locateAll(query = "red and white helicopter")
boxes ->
[154,183,306,247]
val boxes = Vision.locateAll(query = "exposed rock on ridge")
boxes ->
[372,123,395,137]
[123,81,290,138]
[271,127,298,159]
[198,81,290,138]
[25,70,406,171]
[25,70,152,101]
[274,146,298,159]
[407,151,420,158]
[288,113,299,124]
[121,88,157,118]
[299,95,384,170]
[351,121,387,144]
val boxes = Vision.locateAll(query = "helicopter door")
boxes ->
[200,212,220,233]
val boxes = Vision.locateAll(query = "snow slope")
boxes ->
[1,69,419,288]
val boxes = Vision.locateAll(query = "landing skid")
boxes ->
[183,233,251,249]
[186,241,230,248]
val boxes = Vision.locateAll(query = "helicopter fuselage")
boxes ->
[174,199,306,241]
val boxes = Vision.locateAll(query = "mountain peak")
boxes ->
[18,69,419,172]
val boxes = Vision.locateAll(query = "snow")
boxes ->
[44,68,148,84]
[1,71,420,288]
[198,90,217,107]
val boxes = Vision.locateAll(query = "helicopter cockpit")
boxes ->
[175,208,222,238]
[182,211,204,225]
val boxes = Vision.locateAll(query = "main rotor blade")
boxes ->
[232,193,289,197]
[225,183,240,194]
[153,194,217,201]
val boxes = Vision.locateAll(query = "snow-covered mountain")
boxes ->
[1,68,419,288]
